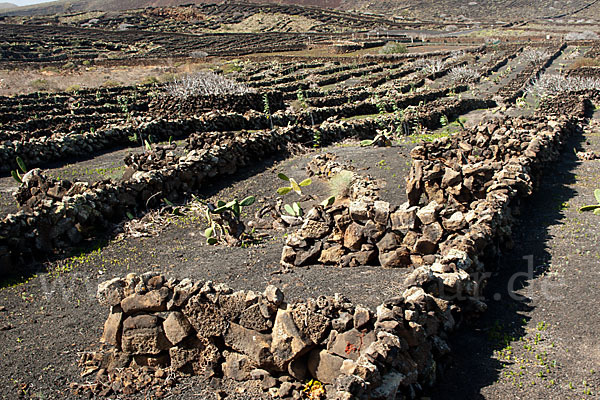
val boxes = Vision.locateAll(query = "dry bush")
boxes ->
[189,50,208,59]
[449,66,481,83]
[30,78,50,91]
[329,170,355,199]
[414,58,446,74]
[101,79,121,88]
[165,71,254,98]
[527,73,600,97]
[447,50,466,63]
[564,48,582,60]
[521,47,551,65]
[380,41,408,54]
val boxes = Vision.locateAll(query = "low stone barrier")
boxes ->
[0,117,400,275]
[0,89,483,172]
[497,43,566,103]
[149,91,285,116]
[80,95,591,398]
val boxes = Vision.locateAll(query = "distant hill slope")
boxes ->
[2,0,600,21]
[338,0,600,21]
[0,2,17,9]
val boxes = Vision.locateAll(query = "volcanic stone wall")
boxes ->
[85,95,590,399]
[0,88,483,171]
[149,91,285,116]
[0,116,402,275]
[497,43,566,103]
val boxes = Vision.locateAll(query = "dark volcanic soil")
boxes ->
[0,141,414,399]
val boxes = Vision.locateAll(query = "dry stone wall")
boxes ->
[149,91,285,116]
[0,116,406,275]
[81,94,592,399]
[0,87,482,171]
[497,43,566,103]
[0,90,500,275]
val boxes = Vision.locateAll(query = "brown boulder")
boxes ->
[343,222,364,251]
[183,294,228,338]
[224,322,273,367]
[307,349,345,384]
[163,311,192,345]
[121,287,170,314]
[121,314,171,355]
[101,306,123,348]
[271,308,313,370]
[299,219,330,240]
[319,244,345,264]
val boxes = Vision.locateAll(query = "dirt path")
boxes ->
[425,111,600,399]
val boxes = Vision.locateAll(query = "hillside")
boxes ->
[0,1,413,34]
[2,0,600,21]
[0,2,16,9]
[339,0,600,21]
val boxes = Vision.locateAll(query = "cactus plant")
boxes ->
[580,189,600,215]
[11,156,27,184]
[203,196,256,245]
[277,173,311,195]
[321,195,336,207]
[284,202,303,217]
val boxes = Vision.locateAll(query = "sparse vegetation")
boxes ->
[1,6,600,400]
[166,70,253,98]
[277,173,312,196]
[11,156,28,184]
[415,58,446,74]
[329,170,354,199]
[579,189,600,215]
[202,196,256,245]
[380,41,408,54]
[521,47,551,65]
[527,73,600,98]
[449,66,481,83]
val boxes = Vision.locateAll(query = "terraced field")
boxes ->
[1,5,600,399]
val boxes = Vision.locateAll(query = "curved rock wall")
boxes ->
[84,95,591,399]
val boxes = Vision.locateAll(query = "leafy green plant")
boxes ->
[203,196,256,245]
[277,173,312,195]
[321,195,335,207]
[129,131,139,143]
[163,198,183,216]
[440,114,449,127]
[263,93,273,129]
[296,88,307,108]
[284,202,303,217]
[374,95,387,115]
[313,129,322,148]
[580,189,600,215]
[11,156,28,184]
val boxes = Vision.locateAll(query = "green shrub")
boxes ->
[380,42,408,55]
[30,79,49,91]
[65,84,81,93]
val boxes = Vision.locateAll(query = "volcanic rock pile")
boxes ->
[86,271,437,399]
